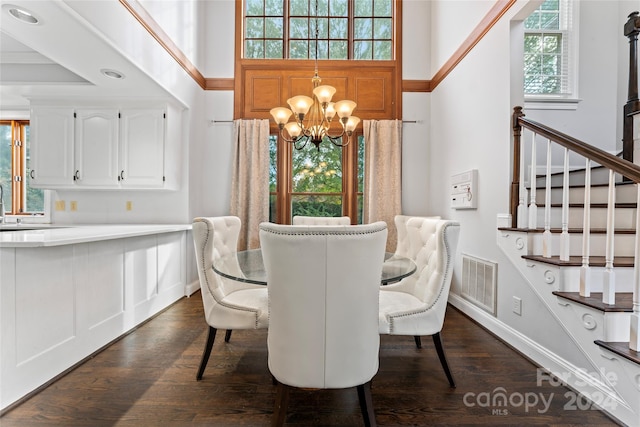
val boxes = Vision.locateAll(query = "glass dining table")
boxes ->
[213,249,417,286]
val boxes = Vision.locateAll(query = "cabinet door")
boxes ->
[75,109,119,188]
[29,107,75,188]
[119,109,165,188]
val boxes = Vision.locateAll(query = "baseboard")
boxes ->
[185,280,201,296]
[448,293,632,426]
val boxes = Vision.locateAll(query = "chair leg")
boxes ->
[196,326,217,381]
[432,332,456,388]
[271,381,290,427]
[224,329,232,342]
[357,381,377,427]
[413,335,422,349]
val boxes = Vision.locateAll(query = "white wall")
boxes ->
[427,0,632,374]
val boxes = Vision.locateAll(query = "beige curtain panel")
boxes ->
[230,119,270,250]
[363,119,402,252]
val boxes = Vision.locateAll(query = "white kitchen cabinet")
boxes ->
[74,108,120,187]
[30,107,75,187]
[29,106,166,189]
[119,109,165,188]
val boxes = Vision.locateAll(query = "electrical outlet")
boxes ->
[126,201,133,211]
[70,201,78,212]
[54,200,66,211]
[512,296,522,316]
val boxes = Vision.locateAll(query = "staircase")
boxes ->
[496,109,640,426]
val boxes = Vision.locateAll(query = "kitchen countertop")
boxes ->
[0,224,191,248]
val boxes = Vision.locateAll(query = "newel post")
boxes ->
[511,106,525,228]
[623,11,639,164]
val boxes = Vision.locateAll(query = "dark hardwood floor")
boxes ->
[1,292,619,426]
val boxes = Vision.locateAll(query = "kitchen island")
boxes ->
[0,224,192,412]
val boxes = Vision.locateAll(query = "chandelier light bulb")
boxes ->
[324,102,336,121]
[287,96,314,115]
[312,85,337,104]
[270,107,292,125]
[284,122,302,138]
[334,100,357,118]
[345,116,361,133]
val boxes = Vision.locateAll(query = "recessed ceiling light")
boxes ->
[8,7,39,24]
[101,69,125,80]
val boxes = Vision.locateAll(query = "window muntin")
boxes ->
[244,0,393,60]
[0,121,44,215]
[524,0,575,98]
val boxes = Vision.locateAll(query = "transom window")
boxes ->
[523,0,576,98]
[244,0,393,60]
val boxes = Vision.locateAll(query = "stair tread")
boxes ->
[552,291,633,312]
[500,227,636,234]
[594,340,640,365]
[522,254,635,267]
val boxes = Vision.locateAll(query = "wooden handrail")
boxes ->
[510,106,640,226]
[518,114,640,182]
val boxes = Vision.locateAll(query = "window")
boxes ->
[269,133,364,224]
[523,0,577,100]
[0,120,44,215]
[244,0,393,60]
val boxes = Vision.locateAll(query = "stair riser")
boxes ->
[534,206,637,229]
[555,266,635,293]
[533,166,620,188]
[534,184,637,205]
[529,232,637,257]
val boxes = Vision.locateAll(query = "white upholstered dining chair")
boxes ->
[393,214,440,258]
[259,221,388,427]
[291,215,351,225]
[192,216,269,380]
[379,217,460,387]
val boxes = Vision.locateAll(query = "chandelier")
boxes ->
[269,2,359,151]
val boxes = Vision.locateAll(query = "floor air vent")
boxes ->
[461,254,497,315]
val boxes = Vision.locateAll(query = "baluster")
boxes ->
[542,139,552,258]
[631,184,640,351]
[517,130,528,229]
[580,159,591,297]
[560,147,570,261]
[603,169,616,305]
[528,132,538,229]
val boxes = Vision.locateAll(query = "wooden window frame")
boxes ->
[0,120,34,215]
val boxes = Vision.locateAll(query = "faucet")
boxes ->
[0,183,4,223]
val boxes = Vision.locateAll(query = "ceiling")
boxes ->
[0,0,171,110]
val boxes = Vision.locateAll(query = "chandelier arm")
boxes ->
[293,135,310,150]
[325,132,351,147]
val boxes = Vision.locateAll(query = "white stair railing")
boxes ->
[528,132,538,230]
[560,147,570,261]
[512,106,640,351]
[632,184,640,351]
[517,133,528,229]
[542,138,552,258]
[603,170,616,305]
[580,159,592,297]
